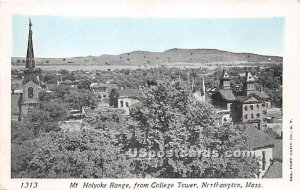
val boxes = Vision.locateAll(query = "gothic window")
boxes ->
[28,87,33,98]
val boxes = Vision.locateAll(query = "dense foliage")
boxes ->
[11,64,282,178]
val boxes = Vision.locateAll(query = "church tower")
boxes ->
[220,70,231,90]
[20,18,40,118]
[243,71,255,96]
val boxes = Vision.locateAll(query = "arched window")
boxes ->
[120,100,124,107]
[28,87,33,98]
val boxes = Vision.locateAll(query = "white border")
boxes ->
[1,0,300,190]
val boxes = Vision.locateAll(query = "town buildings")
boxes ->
[109,88,143,115]
[90,81,117,102]
[212,70,270,130]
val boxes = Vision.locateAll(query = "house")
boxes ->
[90,82,117,101]
[211,70,235,123]
[246,126,282,178]
[109,88,143,115]
[212,70,270,130]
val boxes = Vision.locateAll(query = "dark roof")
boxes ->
[263,161,282,178]
[218,89,235,101]
[116,89,143,98]
[235,91,269,103]
[235,96,249,103]
[245,126,275,149]
[250,91,269,99]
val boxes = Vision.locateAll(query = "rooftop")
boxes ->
[245,126,275,150]
[218,89,235,101]
[116,89,143,98]
[263,161,282,178]
[235,91,269,103]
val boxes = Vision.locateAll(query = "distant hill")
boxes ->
[11,48,283,66]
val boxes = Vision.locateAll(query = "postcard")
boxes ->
[0,0,299,190]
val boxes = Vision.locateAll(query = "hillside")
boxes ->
[11,48,283,66]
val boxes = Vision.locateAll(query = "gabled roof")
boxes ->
[235,91,269,103]
[250,91,269,100]
[117,89,143,98]
[245,126,275,149]
[221,70,230,80]
[245,71,255,82]
[218,89,235,101]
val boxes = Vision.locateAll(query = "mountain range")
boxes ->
[11,48,283,66]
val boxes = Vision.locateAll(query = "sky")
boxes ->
[12,15,285,58]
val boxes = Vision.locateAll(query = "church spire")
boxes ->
[26,18,35,70]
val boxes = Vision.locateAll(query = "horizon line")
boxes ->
[11,48,283,59]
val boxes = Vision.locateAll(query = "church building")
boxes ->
[19,19,41,119]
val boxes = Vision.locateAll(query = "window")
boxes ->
[244,105,248,111]
[125,102,129,107]
[251,113,254,119]
[262,151,266,171]
[244,114,248,119]
[256,104,260,109]
[262,103,265,107]
[256,113,260,118]
[263,110,267,115]
[28,87,33,98]
[120,100,124,107]
[250,105,254,110]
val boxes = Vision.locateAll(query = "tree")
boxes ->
[23,129,132,178]
[129,82,258,178]
[64,90,97,110]
[40,99,68,122]
[77,79,91,90]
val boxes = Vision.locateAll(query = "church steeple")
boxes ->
[22,18,39,85]
[26,18,35,70]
